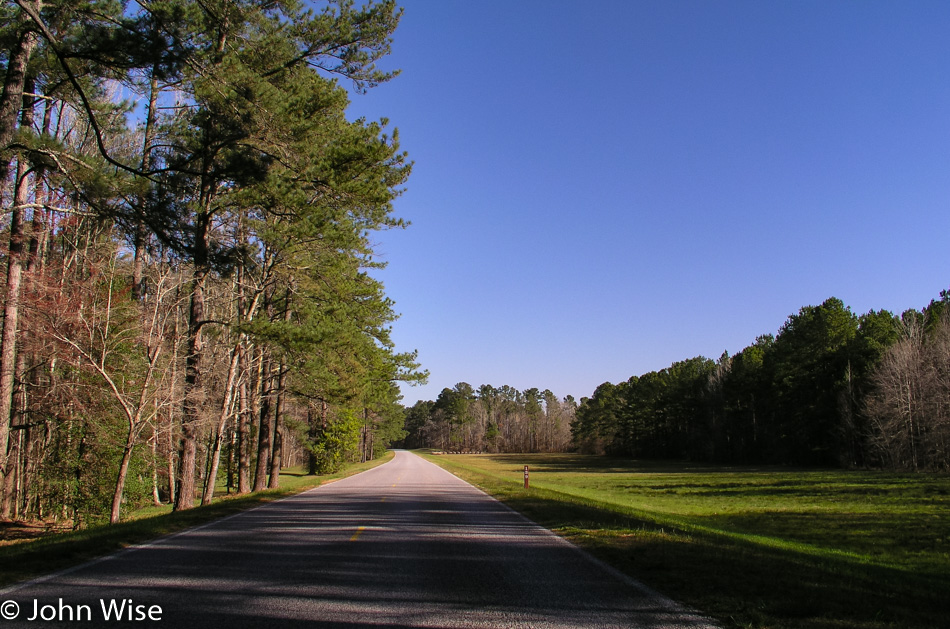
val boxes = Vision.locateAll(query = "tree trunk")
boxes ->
[1,428,20,518]
[26,93,52,273]
[267,295,292,488]
[253,356,273,491]
[237,344,251,493]
[267,364,286,489]
[165,298,182,506]
[0,159,33,519]
[0,4,39,173]
[175,209,210,511]
[166,424,176,505]
[233,231,253,494]
[132,73,159,301]
[0,16,38,514]
[268,414,282,489]
[201,345,240,505]
[360,409,368,463]
[151,430,161,506]
[308,401,327,475]
[110,442,135,524]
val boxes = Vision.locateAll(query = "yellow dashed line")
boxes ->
[350,526,366,542]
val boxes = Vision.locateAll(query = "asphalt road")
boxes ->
[0,450,718,628]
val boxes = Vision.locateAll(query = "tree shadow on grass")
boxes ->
[498,485,950,629]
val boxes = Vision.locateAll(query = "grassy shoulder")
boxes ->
[420,451,949,629]
[0,452,394,588]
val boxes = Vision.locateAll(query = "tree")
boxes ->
[719,335,772,462]
[838,309,901,466]
[764,297,858,464]
[40,257,180,522]
[0,0,42,516]
[400,400,433,449]
[573,382,622,454]
[0,0,421,524]
[866,307,950,471]
[142,0,406,510]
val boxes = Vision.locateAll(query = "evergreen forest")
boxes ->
[571,295,950,470]
[0,0,425,527]
[404,294,950,472]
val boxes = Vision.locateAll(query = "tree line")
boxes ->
[401,383,575,453]
[0,0,424,527]
[572,294,950,471]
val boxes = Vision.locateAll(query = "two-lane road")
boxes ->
[2,451,718,628]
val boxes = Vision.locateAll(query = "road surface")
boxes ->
[1,450,717,628]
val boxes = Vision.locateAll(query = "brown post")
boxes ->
[524,465,529,489]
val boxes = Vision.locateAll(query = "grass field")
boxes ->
[0,452,394,588]
[421,452,950,629]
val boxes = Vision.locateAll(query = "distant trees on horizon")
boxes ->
[400,383,574,454]
[403,292,950,472]
[571,293,950,471]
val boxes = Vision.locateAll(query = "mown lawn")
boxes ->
[421,452,949,629]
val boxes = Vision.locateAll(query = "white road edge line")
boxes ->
[412,451,721,628]
[0,456,399,596]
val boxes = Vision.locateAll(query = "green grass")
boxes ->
[0,452,394,588]
[421,452,950,629]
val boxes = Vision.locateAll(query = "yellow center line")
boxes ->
[350,526,366,542]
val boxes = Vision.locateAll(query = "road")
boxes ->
[0,450,718,628]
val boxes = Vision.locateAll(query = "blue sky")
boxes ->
[344,0,950,405]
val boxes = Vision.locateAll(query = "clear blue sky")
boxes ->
[344,0,950,405]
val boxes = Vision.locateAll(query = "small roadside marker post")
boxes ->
[524,465,529,489]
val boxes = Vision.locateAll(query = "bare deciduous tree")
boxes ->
[866,312,950,471]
